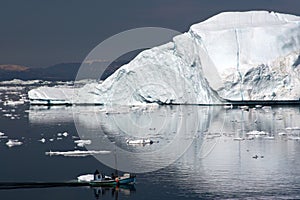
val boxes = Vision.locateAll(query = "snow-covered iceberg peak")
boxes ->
[192,11,300,31]
[190,10,300,71]
[28,11,300,105]
[190,11,300,100]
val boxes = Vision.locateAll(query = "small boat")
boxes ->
[78,170,136,186]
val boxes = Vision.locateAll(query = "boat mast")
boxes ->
[114,146,118,176]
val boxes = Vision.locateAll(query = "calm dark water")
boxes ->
[0,82,300,199]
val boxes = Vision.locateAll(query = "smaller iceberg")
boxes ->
[6,139,23,147]
[126,138,157,146]
[74,140,92,147]
[77,174,94,182]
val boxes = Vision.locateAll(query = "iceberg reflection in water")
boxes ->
[29,105,300,198]
[29,105,216,173]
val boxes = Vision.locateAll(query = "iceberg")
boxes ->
[74,139,92,147]
[77,174,94,182]
[28,11,300,105]
[6,139,23,147]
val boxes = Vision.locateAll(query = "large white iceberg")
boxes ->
[29,11,300,105]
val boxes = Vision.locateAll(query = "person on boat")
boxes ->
[111,173,115,179]
[94,170,102,181]
[115,177,120,186]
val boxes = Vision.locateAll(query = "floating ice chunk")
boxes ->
[246,135,255,140]
[286,127,300,130]
[263,136,275,140]
[246,131,268,136]
[74,140,92,147]
[278,132,287,136]
[3,113,13,117]
[57,133,62,136]
[77,174,94,182]
[223,105,233,109]
[233,137,244,141]
[262,106,272,110]
[239,106,249,110]
[126,138,155,145]
[205,133,222,140]
[0,132,7,139]
[3,100,25,107]
[39,138,46,143]
[45,150,110,157]
[6,139,23,147]
[288,136,300,141]
[62,132,68,137]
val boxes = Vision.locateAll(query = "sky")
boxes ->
[1,0,300,67]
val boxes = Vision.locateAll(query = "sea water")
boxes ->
[0,83,299,199]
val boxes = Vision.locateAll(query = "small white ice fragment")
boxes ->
[262,106,272,110]
[288,136,300,141]
[286,127,300,130]
[74,140,92,147]
[39,138,46,143]
[233,137,244,141]
[126,138,154,145]
[6,139,23,147]
[246,131,268,137]
[278,132,287,136]
[62,132,68,137]
[239,106,249,110]
[223,105,233,109]
[246,135,255,140]
[264,136,275,140]
[77,174,94,182]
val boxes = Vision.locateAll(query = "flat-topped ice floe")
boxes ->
[28,11,300,105]
[45,150,111,157]
[126,138,157,146]
[77,174,94,182]
[74,139,92,147]
[6,139,23,147]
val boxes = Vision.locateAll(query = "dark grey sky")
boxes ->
[1,0,300,67]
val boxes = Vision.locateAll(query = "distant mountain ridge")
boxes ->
[0,60,128,81]
[0,64,29,71]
